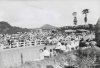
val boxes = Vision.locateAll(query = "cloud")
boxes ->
[0,0,99,28]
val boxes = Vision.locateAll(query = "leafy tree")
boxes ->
[82,9,89,23]
[72,12,77,26]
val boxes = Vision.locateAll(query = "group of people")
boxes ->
[36,47,56,61]
[0,31,52,49]
[38,39,80,61]
[38,39,79,61]
[55,38,80,53]
[37,31,96,61]
[0,30,96,51]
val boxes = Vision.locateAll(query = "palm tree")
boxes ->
[72,12,77,26]
[82,9,89,24]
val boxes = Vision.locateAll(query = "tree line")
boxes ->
[57,24,95,32]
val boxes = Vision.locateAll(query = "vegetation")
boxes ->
[76,46,100,68]
[72,12,77,26]
[0,21,30,34]
[82,9,89,24]
[57,24,95,32]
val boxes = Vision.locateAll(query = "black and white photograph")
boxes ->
[0,0,100,68]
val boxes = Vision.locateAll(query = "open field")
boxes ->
[0,45,56,68]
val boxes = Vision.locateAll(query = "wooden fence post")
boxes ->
[21,53,23,65]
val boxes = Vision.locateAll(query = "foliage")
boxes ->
[0,21,30,34]
[57,24,95,32]
[82,9,89,23]
[82,9,89,14]
[72,12,77,26]
[76,46,100,68]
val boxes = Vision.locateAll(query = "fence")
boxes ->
[0,39,45,50]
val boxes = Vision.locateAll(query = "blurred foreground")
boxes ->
[11,46,100,68]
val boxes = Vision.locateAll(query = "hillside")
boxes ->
[41,24,57,30]
[0,21,30,34]
[0,22,58,34]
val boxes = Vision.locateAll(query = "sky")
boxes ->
[0,0,99,28]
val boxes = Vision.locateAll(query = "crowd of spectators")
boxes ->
[0,29,96,51]
[25,30,96,61]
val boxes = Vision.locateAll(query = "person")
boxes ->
[50,49,54,57]
[57,41,62,46]
[85,39,90,47]
[52,48,57,56]
[43,47,50,59]
[74,39,79,50]
[0,43,4,50]
[7,39,11,45]
[39,49,44,60]
[64,43,70,52]
[70,39,75,50]
[55,41,62,53]
[79,38,86,48]
[60,43,66,53]
[67,43,72,51]
[34,49,44,61]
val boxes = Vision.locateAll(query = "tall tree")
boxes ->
[82,9,89,24]
[72,12,77,26]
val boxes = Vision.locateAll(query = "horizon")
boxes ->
[0,0,99,28]
[0,21,96,30]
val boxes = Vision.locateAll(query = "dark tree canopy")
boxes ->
[82,9,89,23]
[82,9,89,14]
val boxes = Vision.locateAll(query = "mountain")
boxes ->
[0,21,30,34]
[0,22,57,34]
[41,24,57,30]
